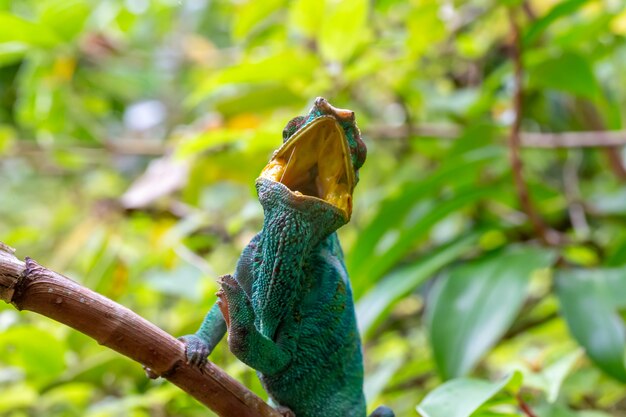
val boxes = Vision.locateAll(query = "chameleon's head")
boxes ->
[257,97,366,223]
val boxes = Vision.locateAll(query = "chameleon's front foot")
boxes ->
[179,334,211,368]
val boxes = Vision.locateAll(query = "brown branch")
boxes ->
[0,242,280,417]
[365,124,626,148]
[508,9,555,246]
[520,131,626,148]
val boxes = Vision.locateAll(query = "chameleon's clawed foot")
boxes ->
[179,334,210,368]
[369,405,395,417]
[275,405,296,417]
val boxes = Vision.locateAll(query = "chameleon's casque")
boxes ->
[180,98,393,417]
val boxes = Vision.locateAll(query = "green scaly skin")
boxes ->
[180,98,394,417]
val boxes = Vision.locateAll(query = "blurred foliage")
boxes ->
[1,0,626,416]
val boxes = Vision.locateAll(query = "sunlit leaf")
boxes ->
[0,42,28,67]
[523,0,588,46]
[0,383,38,413]
[0,12,62,46]
[416,371,522,417]
[318,0,369,62]
[288,0,325,38]
[0,326,67,383]
[190,50,317,105]
[41,382,95,410]
[542,350,582,402]
[428,246,556,379]
[39,0,90,41]
[232,0,287,40]
[406,2,446,58]
[524,350,582,403]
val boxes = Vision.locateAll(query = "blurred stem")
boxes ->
[507,9,555,246]
[517,394,538,417]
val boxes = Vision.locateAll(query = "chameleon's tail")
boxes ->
[369,405,395,417]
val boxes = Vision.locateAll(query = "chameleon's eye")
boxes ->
[354,135,367,170]
[282,116,306,143]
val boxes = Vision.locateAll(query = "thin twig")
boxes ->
[517,394,539,417]
[507,9,554,245]
[0,243,280,417]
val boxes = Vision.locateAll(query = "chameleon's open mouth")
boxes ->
[259,116,356,219]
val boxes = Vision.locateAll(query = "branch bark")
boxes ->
[0,242,280,417]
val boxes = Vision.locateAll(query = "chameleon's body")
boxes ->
[181,98,393,417]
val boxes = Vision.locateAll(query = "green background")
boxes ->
[1,0,626,416]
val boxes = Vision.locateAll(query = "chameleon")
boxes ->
[180,98,394,417]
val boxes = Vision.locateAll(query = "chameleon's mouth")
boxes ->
[259,116,356,220]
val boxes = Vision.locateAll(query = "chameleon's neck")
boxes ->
[260,203,334,260]
[256,178,347,247]
[253,183,347,338]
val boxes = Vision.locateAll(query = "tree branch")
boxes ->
[365,124,626,148]
[508,9,555,246]
[0,242,280,417]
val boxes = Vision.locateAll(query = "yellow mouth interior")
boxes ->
[259,117,355,219]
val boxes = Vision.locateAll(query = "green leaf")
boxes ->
[0,383,38,413]
[428,246,556,379]
[416,371,522,417]
[556,267,626,382]
[528,51,600,100]
[542,350,582,403]
[38,0,90,42]
[535,402,613,417]
[0,12,62,46]
[536,403,578,417]
[406,2,446,58]
[189,50,316,105]
[523,0,588,46]
[356,233,479,337]
[524,350,582,403]
[363,354,404,405]
[348,147,504,294]
[0,325,67,383]
[288,0,326,38]
[0,42,28,67]
[318,0,369,62]
[232,0,286,40]
[145,264,203,301]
